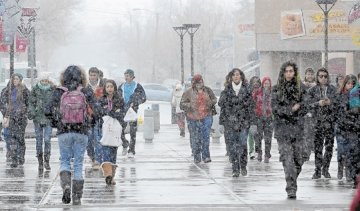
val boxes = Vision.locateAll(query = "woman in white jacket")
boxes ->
[172,84,185,137]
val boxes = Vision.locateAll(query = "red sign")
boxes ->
[21,8,37,17]
[16,33,27,52]
[0,16,8,52]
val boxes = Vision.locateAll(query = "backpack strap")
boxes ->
[58,86,68,92]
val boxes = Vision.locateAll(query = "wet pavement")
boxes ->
[0,124,354,210]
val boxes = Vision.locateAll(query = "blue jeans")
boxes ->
[102,146,118,164]
[3,127,10,152]
[188,116,213,162]
[87,122,102,163]
[227,128,248,171]
[336,134,350,163]
[34,123,52,156]
[58,133,88,180]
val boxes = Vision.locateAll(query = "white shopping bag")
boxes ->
[100,116,122,147]
[123,107,137,122]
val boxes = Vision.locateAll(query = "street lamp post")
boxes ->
[173,26,188,85]
[183,24,200,77]
[315,0,337,70]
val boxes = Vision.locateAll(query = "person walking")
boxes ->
[271,61,307,199]
[218,68,254,176]
[306,68,337,179]
[28,72,56,171]
[98,79,125,185]
[118,69,146,158]
[253,77,273,163]
[0,73,30,168]
[219,72,232,157]
[302,67,316,160]
[180,74,217,164]
[86,67,105,169]
[248,76,261,160]
[45,65,98,205]
[335,75,357,181]
[172,83,186,137]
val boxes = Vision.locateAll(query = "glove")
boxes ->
[249,125,257,135]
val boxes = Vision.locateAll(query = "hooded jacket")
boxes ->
[253,77,272,117]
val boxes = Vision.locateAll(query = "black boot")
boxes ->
[180,129,185,137]
[322,168,331,179]
[72,180,84,205]
[37,153,44,170]
[312,169,321,179]
[60,171,72,204]
[44,154,51,171]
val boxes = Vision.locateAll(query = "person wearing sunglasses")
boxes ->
[305,67,337,179]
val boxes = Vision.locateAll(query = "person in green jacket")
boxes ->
[28,72,56,170]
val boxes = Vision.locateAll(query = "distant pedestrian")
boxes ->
[253,77,273,163]
[306,68,337,179]
[171,83,186,137]
[28,72,56,171]
[118,69,146,158]
[98,79,125,185]
[0,73,30,168]
[271,61,307,199]
[181,74,217,164]
[248,76,261,160]
[86,67,105,169]
[335,74,357,181]
[218,68,254,176]
[45,65,98,205]
[336,74,345,90]
[302,67,316,160]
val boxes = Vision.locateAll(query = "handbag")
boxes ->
[100,116,122,147]
[124,107,137,122]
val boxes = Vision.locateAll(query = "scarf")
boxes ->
[38,82,50,90]
[232,81,242,96]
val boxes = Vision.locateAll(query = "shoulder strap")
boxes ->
[59,86,68,92]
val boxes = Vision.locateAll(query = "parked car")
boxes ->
[142,83,172,102]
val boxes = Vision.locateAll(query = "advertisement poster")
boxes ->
[280,10,306,40]
[303,9,350,37]
[348,1,360,45]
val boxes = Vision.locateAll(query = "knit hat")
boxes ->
[124,69,135,78]
[12,73,23,81]
[39,72,50,81]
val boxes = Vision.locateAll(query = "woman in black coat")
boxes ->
[271,61,307,199]
[218,68,254,177]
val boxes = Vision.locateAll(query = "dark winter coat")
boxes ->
[335,92,360,140]
[0,84,30,129]
[118,82,146,113]
[271,83,307,139]
[44,67,99,135]
[218,83,254,131]
[28,83,56,125]
[97,94,125,126]
[305,84,337,123]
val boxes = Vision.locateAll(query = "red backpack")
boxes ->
[59,86,87,124]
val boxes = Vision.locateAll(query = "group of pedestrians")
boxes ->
[1,61,359,204]
[173,61,360,200]
[0,65,146,205]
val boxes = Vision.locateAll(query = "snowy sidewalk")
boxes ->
[0,124,353,210]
